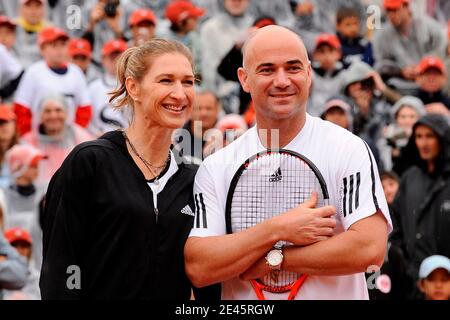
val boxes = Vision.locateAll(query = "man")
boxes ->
[14,0,49,68]
[88,39,128,136]
[68,38,101,84]
[174,90,222,162]
[391,114,450,299]
[0,232,27,300]
[14,27,92,136]
[373,0,446,84]
[184,26,391,300]
[128,8,157,48]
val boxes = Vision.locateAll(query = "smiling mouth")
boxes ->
[163,104,187,112]
[269,93,295,98]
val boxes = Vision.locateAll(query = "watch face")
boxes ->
[267,250,283,266]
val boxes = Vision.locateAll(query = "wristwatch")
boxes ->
[265,247,284,271]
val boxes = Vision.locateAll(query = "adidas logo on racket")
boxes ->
[269,167,282,182]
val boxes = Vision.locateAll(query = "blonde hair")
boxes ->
[109,38,194,111]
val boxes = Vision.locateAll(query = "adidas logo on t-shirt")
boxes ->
[181,205,194,216]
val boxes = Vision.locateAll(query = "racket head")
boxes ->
[225,149,329,292]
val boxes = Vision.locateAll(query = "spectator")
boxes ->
[391,114,450,298]
[82,0,128,64]
[0,17,24,102]
[88,39,128,137]
[2,144,46,230]
[310,33,346,115]
[0,231,27,300]
[319,96,353,131]
[290,0,365,54]
[217,15,276,115]
[174,90,222,161]
[335,7,374,66]
[15,0,50,68]
[379,96,426,172]
[417,255,450,300]
[128,8,157,48]
[21,95,93,185]
[445,22,450,97]
[248,0,294,27]
[0,15,17,50]
[162,1,205,77]
[127,0,171,19]
[373,0,446,88]
[342,61,396,147]
[3,227,40,300]
[380,171,400,205]
[203,114,248,157]
[200,0,253,112]
[0,105,18,189]
[68,38,101,84]
[14,27,92,136]
[413,56,450,116]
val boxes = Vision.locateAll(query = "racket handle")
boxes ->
[250,280,266,300]
[287,274,308,300]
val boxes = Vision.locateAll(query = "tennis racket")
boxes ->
[225,149,329,300]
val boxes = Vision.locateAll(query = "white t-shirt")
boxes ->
[189,113,392,300]
[14,60,91,129]
[0,44,22,89]
[88,75,129,137]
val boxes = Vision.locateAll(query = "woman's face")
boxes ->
[396,105,419,133]
[134,53,195,129]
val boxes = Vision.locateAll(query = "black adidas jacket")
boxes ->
[40,130,205,300]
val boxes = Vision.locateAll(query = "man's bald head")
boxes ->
[242,25,309,70]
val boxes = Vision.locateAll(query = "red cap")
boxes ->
[0,105,16,121]
[417,56,446,75]
[68,38,92,58]
[129,8,157,27]
[384,0,409,10]
[315,33,341,50]
[165,0,205,24]
[4,228,33,245]
[0,16,16,29]
[38,26,69,47]
[21,0,44,4]
[102,39,127,57]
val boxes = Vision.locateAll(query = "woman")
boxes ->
[21,95,93,186]
[40,39,203,300]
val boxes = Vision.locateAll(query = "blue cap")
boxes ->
[419,255,450,279]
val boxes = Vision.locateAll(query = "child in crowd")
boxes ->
[417,255,450,300]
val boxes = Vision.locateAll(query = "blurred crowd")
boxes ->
[0,0,450,300]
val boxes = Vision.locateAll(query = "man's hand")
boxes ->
[89,2,105,27]
[401,65,418,81]
[426,103,450,116]
[105,7,123,37]
[270,192,336,246]
[368,71,386,92]
[0,255,7,262]
[239,256,270,281]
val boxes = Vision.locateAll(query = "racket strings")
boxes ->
[230,153,325,289]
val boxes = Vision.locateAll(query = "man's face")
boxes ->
[41,39,69,67]
[238,30,311,124]
[21,0,45,25]
[192,92,220,131]
[40,100,67,135]
[416,69,447,93]
[131,21,156,46]
[419,269,450,300]
[414,125,441,163]
[0,26,16,49]
[224,0,249,16]
[386,5,409,28]
[102,51,123,76]
[11,241,32,260]
[336,16,360,39]
[0,120,16,143]
[312,44,341,71]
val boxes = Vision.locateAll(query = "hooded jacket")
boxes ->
[39,130,202,300]
[391,114,450,291]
